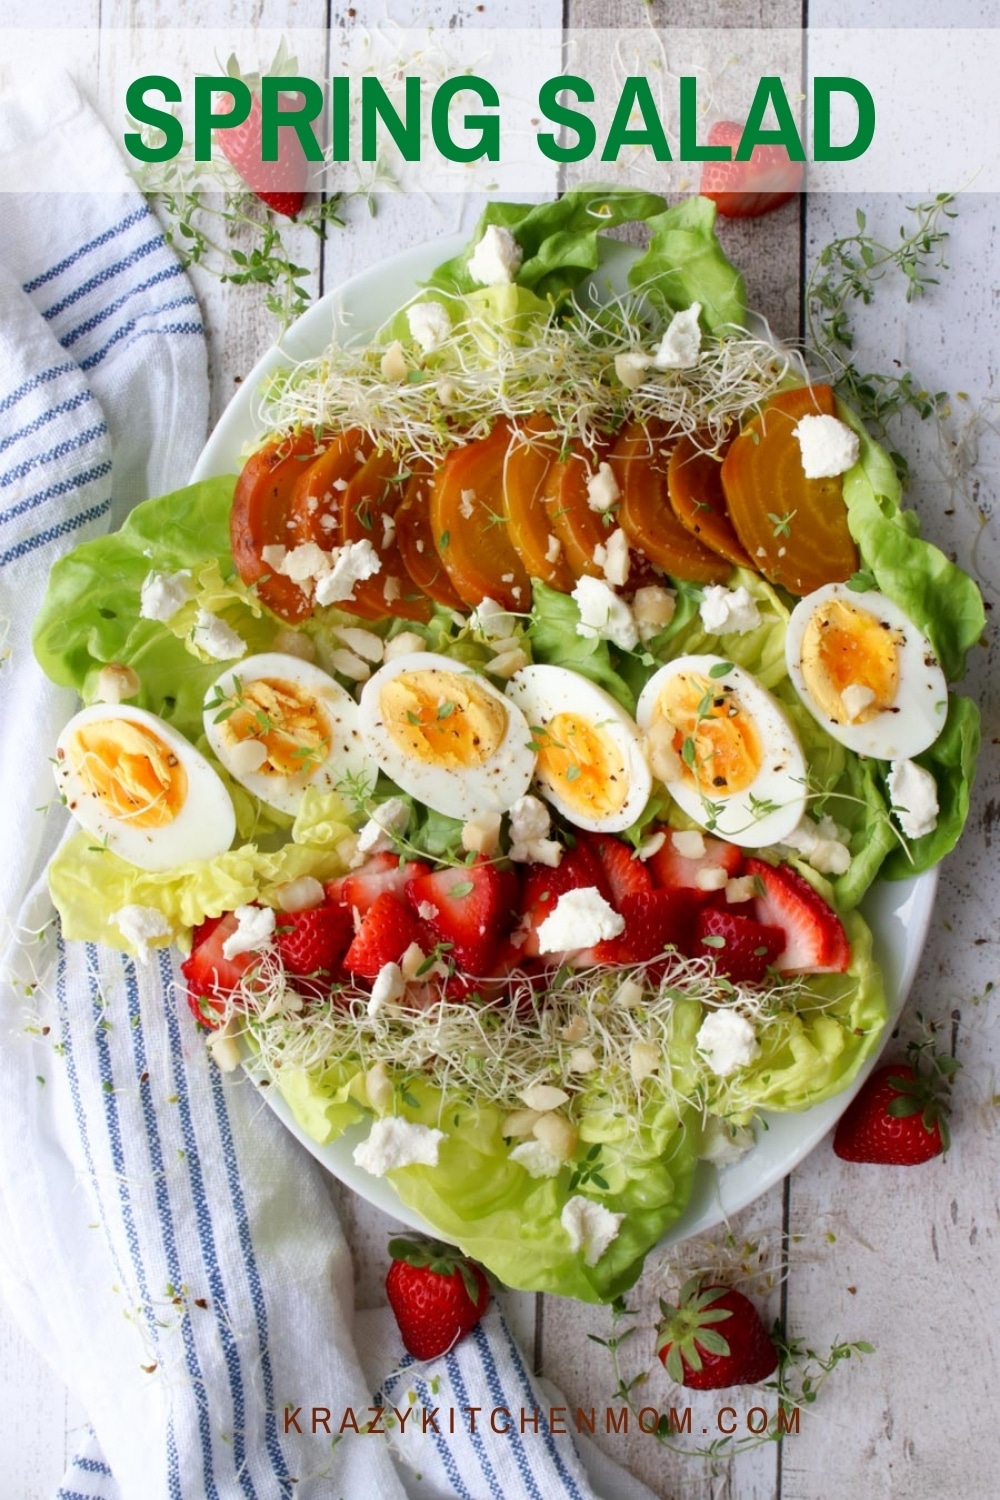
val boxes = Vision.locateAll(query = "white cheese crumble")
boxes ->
[887,759,940,840]
[112,904,172,963]
[545,533,562,565]
[139,568,192,623]
[467,224,523,286]
[652,303,702,370]
[221,904,276,961]
[779,813,852,876]
[276,541,330,585]
[406,300,452,352]
[561,1196,625,1266]
[792,413,860,479]
[352,1116,445,1176]
[355,796,410,859]
[191,610,246,661]
[368,961,405,1018]
[841,682,876,722]
[585,461,621,513]
[699,1117,756,1167]
[572,575,639,651]
[536,887,624,954]
[596,527,630,587]
[510,1139,564,1179]
[632,585,676,642]
[696,1010,760,1077]
[508,794,563,866]
[313,539,382,607]
[672,829,706,859]
[698,584,762,636]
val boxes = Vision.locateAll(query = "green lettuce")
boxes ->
[628,197,748,333]
[529,579,636,713]
[878,692,980,880]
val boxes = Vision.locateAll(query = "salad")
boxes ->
[34,190,983,1303]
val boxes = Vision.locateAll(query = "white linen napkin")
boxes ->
[0,79,657,1500]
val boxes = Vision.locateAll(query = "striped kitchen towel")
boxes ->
[0,79,657,1500]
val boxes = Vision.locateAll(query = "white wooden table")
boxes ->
[3,2,999,1497]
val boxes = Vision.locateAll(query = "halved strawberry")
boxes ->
[276,903,354,989]
[327,853,430,918]
[405,857,519,974]
[647,830,743,894]
[594,887,701,967]
[576,832,653,910]
[744,858,850,974]
[343,891,424,980]
[518,842,611,960]
[181,912,259,1028]
[699,120,804,219]
[695,907,785,984]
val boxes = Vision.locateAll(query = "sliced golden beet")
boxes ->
[667,432,753,569]
[428,421,531,612]
[396,465,466,610]
[503,416,575,592]
[543,443,616,581]
[720,385,859,596]
[230,432,325,623]
[610,422,732,585]
[339,449,431,622]
[293,428,373,546]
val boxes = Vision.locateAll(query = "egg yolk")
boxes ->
[218,677,331,777]
[801,598,901,724]
[65,719,187,827]
[656,672,762,796]
[535,712,629,819]
[379,670,506,769]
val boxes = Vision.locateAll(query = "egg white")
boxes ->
[785,583,948,759]
[636,653,807,848]
[358,651,535,820]
[203,652,378,814]
[54,704,236,872]
[505,664,652,834]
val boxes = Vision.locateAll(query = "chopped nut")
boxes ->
[520,1081,570,1112]
[96,663,141,703]
[365,1061,394,1112]
[502,1107,541,1138]
[531,1111,578,1161]
[380,340,408,382]
[672,829,706,859]
[461,811,502,857]
[630,1040,660,1082]
[274,877,325,912]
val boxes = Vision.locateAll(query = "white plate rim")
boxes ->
[193,231,937,1248]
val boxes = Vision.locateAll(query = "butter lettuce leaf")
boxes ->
[879,692,980,880]
[628,197,747,333]
[529,579,636,714]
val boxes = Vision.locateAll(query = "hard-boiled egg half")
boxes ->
[636,654,807,847]
[358,651,535,820]
[54,704,235,872]
[785,583,948,759]
[505,664,652,834]
[203,652,378,815]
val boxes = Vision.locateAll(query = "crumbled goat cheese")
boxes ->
[276,542,331,585]
[652,303,702,370]
[468,224,523,286]
[536,887,624,954]
[841,682,876,722]
[406,300,452,352]
[416,901,440,922]
[191,610,246,661]
[113,905,172,963]
[510,1140,564,1179]
[509,794,551,844]
[572,575,639,651]
[792,413,860,479]
[887,759,940,840]
[699,1117,756,1167]
[313,539,382,606]
[696,1010,760,1077]
[598,527,630,587]
[672,829,706,859]
[614,350,653,389]
[222,904,276,961]
[355,797,410,858]
[368,962,406,1018]
[632,584,676,641]
[561,1196,625,1266]
[352,1116,445,1176]
[585,461,621,513]
[698,584,762,636]
[140,569,192,622]
[780,814,852,876]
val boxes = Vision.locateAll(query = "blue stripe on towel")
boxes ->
[79,297,202,371]
[0,362,77,416]
[42,236,166,321]
[0,421,107,490]
[0,494,111,566]
[0,388,94,456]
[22,204,154,293]
[62,263,187,347]
[445,1345,507,1499]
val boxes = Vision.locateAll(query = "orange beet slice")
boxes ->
[230,431,325,623]
[720,385,859,596]
[667,432,753,569]
[611,422,731,585]
[503,416,575,592]
[396,465,466,610]
[339,448,431,621]
[428,421,531,612]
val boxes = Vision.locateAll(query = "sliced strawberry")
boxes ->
[647,830,743,895]
[327,853,431,918]
[576,832,653,910]
[343,891,424,980]
[215,62,310,218]
[594,887,701,967]
[405,858,519,974]
[276,903,354,987]
[744,858,851,974]
[695,907,785,984]
[181,912,258,1028]
[518,842,611,960]
[699,120,804,219]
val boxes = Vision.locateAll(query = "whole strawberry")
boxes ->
[386,1235,490,1361]
[215,45,310,217]
[656,1277,779,1388]
[833,1038,959,1165]
[699,119,804,219]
